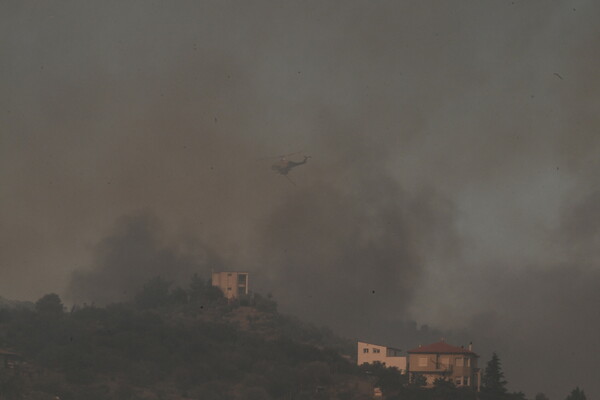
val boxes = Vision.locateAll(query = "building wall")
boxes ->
[211,272,249,300]
[408,353,479,389]
[357,342,407,373]
[0,353,21,370]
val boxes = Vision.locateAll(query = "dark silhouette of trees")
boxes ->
[359,361,407,395]
[34,293,64,316]
[7,276,571,400]
[506,392,527,400]
[565,387,586,400]
[189,274,223,303]
[482,352,508,398]
[410,373,427,387]
[134,276,173,308]
[1,275,379,399]
[0,374,25,400]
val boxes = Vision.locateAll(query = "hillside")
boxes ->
[0,276,374,400]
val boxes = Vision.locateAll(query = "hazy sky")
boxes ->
[2,1,599,399]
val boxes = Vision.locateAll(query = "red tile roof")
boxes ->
[408,341,477,356]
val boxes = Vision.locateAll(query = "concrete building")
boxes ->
[211,271,249,300]
[357,341,407,373]
[407,340,480,389]
[0,349,21,370]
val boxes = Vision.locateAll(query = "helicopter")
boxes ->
[261,152,311,185]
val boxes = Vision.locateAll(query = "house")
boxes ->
[357,341,407,373]
[211,271,249,300]
[0,349,22,370]
[407,340,480,390]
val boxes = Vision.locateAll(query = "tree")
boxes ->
[169,286,189,305]
[189,273,207,302]
[189,274,223,303]
[507,392,527,400]
[0,374,25,400]
[134,276,172,309]
[410,373,427,387]
[535,393,549,400]
[482,352,508,396]
[565,387,586,400]
[35,293,64,316]
[432,377,458,400]
[359,362,407,394]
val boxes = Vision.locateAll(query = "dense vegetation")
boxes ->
[0,277,587,400]
[0,276,369,400]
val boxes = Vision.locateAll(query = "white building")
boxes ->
[357,341,407,373]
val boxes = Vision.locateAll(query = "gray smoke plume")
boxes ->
[3,1,600,399]
[67,213,222,304]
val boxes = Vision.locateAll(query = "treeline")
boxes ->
[0,276,589,400]
[360,352,586,400]
[0,276,368,400]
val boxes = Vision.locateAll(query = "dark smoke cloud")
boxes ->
[260,179,420,332]
[561,189,600,259]
[463,266,600,399]
[450,189,600,399]
[255,123,459,335]
[67,213,222,305]
[2,1,600,399]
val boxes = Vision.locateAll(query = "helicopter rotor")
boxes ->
[257,150,304,161]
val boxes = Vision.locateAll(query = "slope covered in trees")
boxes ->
[0,276,370,400]
[0,276,588,400]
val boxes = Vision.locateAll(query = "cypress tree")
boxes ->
[482,352,508,396]
[565,387,586,400]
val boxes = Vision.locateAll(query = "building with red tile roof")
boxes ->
[407,340,481,390]
[408,341,477,355]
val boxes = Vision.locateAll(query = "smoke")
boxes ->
[259,174,427,333]
[561,189,600,260]
[3,1,600,399]
[67,213,223,305]
[458,188,600,398]
[461,265,600,399]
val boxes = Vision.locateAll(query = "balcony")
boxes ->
[416,365,453,373]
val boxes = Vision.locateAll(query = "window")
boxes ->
[456,358,464,367]
[465,358,470,367]
[363,348,369,353]
[238,274,247,285]
[373,348,380,353]
[464,376,470,386]
[455,377,462,385]
[238,287,246,295]
[418,357,428,367]
[227,287,232,291]
[227,273,232,277]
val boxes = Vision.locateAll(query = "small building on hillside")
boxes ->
[211,271,249,300]
[0,349,22,370]
[407,340,480,390]
[357,341,407,373]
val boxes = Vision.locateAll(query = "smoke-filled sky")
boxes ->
[2,1,599,398]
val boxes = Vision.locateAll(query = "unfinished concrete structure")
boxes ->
[211,271,249,300]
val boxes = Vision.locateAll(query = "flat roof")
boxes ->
[358,341,402,352]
